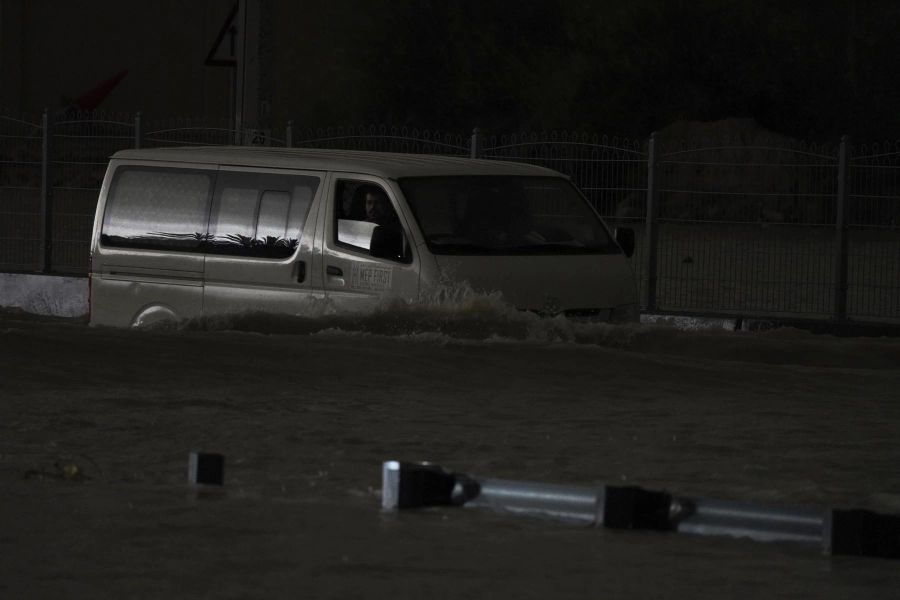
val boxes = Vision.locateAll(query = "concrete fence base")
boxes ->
[0,273,88,317]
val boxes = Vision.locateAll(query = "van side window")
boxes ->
[334,180,411,263]
[207,172,319,258]
[101,167,213,251]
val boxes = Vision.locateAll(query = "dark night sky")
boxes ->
[4,0,900,141]
[336,0,900,141]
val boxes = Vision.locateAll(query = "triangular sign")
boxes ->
[206,2,239,67]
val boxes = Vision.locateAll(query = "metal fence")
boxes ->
[648,136,842,321]
[848,142,900,320]
[291,124,469,156]
[0,109,43,274]
[1,109,898,324]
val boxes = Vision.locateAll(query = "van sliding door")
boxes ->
[202,168,323,318]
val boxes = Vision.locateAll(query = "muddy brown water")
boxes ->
[2,311,900,598]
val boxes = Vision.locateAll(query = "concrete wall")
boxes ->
[0,274,87,317]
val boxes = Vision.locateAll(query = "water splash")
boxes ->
[139,280,900,369]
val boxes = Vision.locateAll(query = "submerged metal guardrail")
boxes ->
[382,461,900,559]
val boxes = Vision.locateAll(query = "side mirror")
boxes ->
[370,225,408,262]
[615,227,635,258]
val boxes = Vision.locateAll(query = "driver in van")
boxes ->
[361,186,392,226]
[462,187,545,246]
[358,185,406,260]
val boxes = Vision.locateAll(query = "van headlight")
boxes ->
[610,303,640,323]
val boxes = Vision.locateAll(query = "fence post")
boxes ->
[285,120,293,148]
[642,132,659,312]
[134,112,142,149]
[39,109,52,274]
[470,127,482,159]
[833,134,850,321]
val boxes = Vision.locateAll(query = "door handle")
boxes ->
[296,261,306,283]
[326,265,343,277]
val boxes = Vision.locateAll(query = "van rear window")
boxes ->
[101,167,213,252]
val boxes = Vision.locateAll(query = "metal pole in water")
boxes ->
[381,461,900,559]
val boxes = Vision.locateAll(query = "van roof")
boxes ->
[110,146,565,179]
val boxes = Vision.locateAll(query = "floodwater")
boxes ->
[2,299,900,599]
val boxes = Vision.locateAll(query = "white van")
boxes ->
[89,147,638,327]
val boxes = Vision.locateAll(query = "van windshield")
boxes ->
[398,176,619,255]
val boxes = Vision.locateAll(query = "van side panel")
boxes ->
[92,250,205,327]
[90,161,215,327]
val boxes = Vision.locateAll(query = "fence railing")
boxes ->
[1,109,898,324]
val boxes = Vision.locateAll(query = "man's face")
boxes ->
[365,193,385,220]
